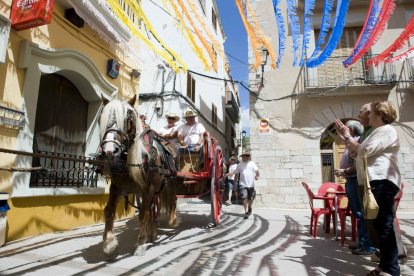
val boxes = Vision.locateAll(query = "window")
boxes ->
[212,7,217,32]
[212,104,217,126]
[30,74,96,187]
[187,72,196,102]
[313,27,364,87]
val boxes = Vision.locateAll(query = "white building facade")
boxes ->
[138,0,240,158]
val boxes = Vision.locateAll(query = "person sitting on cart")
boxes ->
[177,109,206,152]
[158,112,181,147]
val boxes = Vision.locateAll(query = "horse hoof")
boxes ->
[103,239,119,261]
[134,245,147,256]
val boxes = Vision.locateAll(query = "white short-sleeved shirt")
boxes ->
[158,125,179,145]
[235,160,258,188]
[177,122,206,145]
[228,163,237,180]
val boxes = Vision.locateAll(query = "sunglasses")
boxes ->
[167,117,175,120]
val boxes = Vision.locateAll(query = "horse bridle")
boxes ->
[100,109,137,156]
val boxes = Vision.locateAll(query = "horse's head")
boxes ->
[99,95,139,162]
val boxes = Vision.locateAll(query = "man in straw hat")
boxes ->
[177,109,206,151]
[158,112,181,146]
[228,150,259,219]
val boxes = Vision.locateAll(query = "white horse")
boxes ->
[99,95,177,259]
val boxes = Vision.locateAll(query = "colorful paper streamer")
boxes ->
[299,0,316,66]
[164,0,211,71]
[343,0,381,68]
[106,0,186,72]
[308,0,334,61]
[286,0,301,66]
[306,0,351,68]
[344,0,396,68]
[176,0,219,71]
[272,0,286,68]
[367,12,414,66]
[245,0,276,69]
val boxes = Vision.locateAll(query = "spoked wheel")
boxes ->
[210,146,224,226]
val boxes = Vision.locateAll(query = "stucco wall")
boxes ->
[0,1,141,242]
[249,0,414,210]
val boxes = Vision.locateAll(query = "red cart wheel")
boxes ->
[210,146,224,226]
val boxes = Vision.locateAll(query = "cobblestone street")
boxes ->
[0,200,413,275]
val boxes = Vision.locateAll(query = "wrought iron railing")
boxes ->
[304,55,397,88]
[30,151,99,188]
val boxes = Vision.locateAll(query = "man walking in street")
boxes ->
[229,151,259,219]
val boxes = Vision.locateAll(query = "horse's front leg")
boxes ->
[103,186,121,260]
[134,194,158,255]
[135,198,149,255]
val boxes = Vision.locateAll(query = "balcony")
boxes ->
[225,90,240,123]
[302,55,398,96]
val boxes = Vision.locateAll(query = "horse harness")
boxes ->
[99,109,177,177]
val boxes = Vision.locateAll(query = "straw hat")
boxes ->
[183,109,197,118]
[239,150,251,157]
[165,112,180,122]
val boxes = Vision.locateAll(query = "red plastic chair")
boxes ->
[338,197,357,246]
[317,182,345,234]
[302,182,334,238]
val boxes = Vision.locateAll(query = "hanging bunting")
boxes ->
[185,0,224,59]
[345,0,396,68]
[308,0,334,61]
[343,0,381,68]
[125,0,187,72]
[286,0,301,66]
[386,45,414,63]
[306,0,350,68]
[105,0,184,72]
[235,0,262,69]
[164,0,211,71]
[367,13,414,66]
[299,0,316,66]
[245,0,276,69]
[176,0,218,71]
[272,0,286,68]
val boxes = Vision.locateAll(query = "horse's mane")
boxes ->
[99,99,146,166]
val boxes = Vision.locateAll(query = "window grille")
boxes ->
[30,151,98,188]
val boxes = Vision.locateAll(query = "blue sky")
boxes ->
[216,1,250,133]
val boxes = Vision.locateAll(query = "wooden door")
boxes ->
[334,139,347,185]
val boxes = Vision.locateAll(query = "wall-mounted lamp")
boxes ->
[238,130,247,147]
[131,69,141,79]
[260,48,269,87]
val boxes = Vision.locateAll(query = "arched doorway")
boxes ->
[320,118,356,185]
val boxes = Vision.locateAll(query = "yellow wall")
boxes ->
[6,194,135,241]
[0,0,141,242]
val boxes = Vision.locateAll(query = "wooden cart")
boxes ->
[175,133,225,226]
